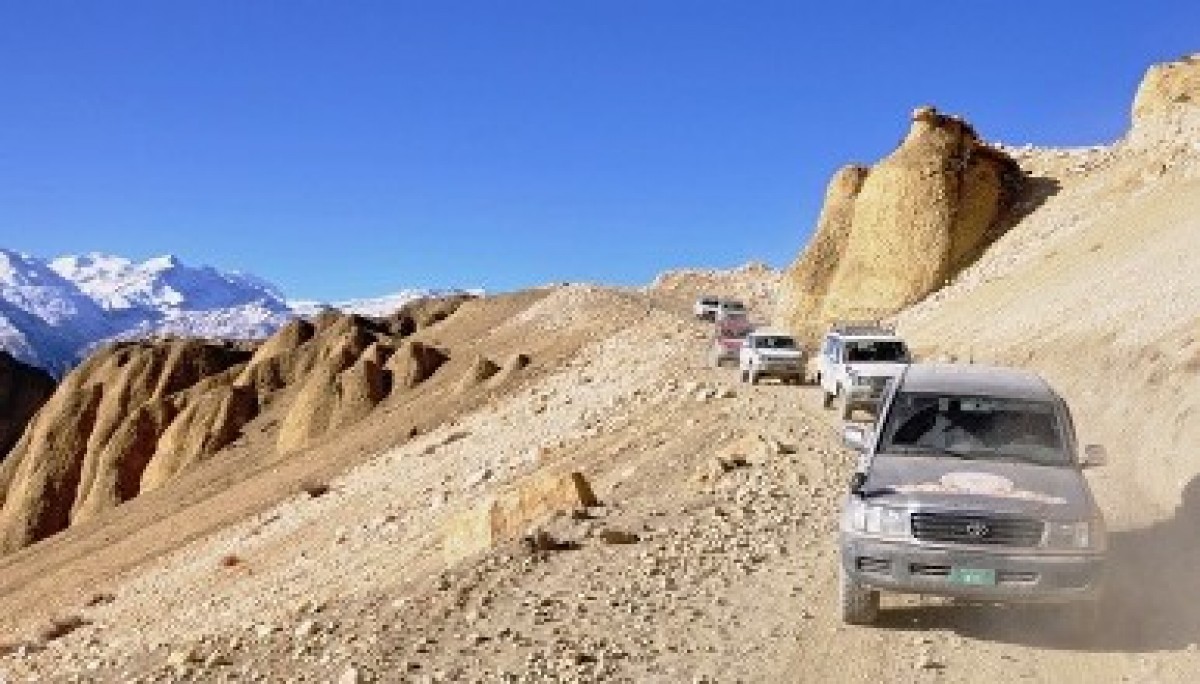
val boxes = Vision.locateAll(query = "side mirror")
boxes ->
[849,471,867,496]
[842,424,869,453]
[1082,444,1108,468]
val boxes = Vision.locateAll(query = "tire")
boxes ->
[822,387,834,409]
[839,564,880,626]
[749,370,760,385]
[740,369,749,383]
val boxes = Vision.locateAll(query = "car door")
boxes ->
[819,337,837,392]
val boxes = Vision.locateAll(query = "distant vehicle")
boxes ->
[694,296,721,320]
[739,329,805,384]
[714,299,748,321]
[838,364,1107,630]
[817,321,911,420]
[710,315,755,367]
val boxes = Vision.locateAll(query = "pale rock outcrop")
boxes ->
[1130,54,1200,146]
[776,107,1021,343]
[443,470,599,562]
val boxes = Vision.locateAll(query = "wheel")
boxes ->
[839,564,880,625]
[822,387,834,408]
[793,373,805,386]
[749,370,760,385]
[740,369,749,383]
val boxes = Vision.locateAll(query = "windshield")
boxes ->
[722,301,746,312]
[754,336,796,350]
[700,297,718,306]
[845,340,908,363]
[878,393,1070,466]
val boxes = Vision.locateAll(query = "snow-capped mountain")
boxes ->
[1,249,482,375]
[0,250,293,374]
[289,288,485,318]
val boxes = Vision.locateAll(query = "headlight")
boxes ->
[848,500,908,537]
[1043,520,1106,551]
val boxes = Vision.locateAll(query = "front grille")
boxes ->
[911,512,1044,547]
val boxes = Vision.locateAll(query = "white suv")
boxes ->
[739,330,805,385]
[693,296,720,320]
[817,322,910,419]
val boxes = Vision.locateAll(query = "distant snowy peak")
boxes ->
[290,288,484,318]
[50,253,288,314]
[1,248,470,374]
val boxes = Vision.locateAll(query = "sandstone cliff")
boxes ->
[776,107,1022,342]
[0,295,475,554]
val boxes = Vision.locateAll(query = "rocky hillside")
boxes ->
[0,295,480,555]
[774,107,1022,342]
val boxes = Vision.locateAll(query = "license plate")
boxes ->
[949,568,996,586]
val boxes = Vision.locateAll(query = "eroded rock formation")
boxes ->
[776,107,1021,342]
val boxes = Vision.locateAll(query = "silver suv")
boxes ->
[838,364,1107,628]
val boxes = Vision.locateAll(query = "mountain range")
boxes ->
[0,249,467,374]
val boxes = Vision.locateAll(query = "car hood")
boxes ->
[862,454,1095,521]
[717,338,745,349]
[846,362,907,379]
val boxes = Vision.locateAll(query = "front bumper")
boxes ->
[842,536,1105,603]
[754,362,803,377]
[846,384,887,405]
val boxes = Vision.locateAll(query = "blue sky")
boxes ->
[0,2,1196,300]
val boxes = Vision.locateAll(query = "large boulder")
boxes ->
[443,470,599,562]
[0,352,56,459]
[776,107,1021,343]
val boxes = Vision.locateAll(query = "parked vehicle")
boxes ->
[710,315,755,367]
[739,330,805,384]
[694,296,720,320]
[838,363,1107,629]
[817,321,911,420]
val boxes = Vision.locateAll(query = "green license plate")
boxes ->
[949,568,996,586]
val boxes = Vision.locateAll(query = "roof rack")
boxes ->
[829,319,896,336]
